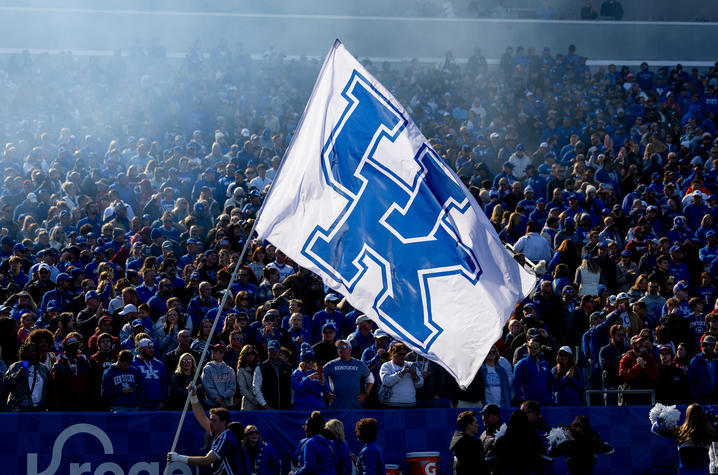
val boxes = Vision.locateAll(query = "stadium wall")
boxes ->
[0,406,680,475]
[0,6,716,65]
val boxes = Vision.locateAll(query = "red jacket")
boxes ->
[618,350,659,386]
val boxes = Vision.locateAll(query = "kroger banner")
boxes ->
[1,408,680,475]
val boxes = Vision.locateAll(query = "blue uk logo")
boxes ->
[301,70,482,351]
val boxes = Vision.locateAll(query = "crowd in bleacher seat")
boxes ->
[0,39,717,412]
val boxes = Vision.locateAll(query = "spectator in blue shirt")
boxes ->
[513,338,552,406]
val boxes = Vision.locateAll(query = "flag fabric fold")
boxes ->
[255,40,536,388]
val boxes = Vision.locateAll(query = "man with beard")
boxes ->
[618,334,658,405]
[50,333,92,410]
[24,264,55,307]
[198,249,219,283]
[39,273,74,313]
[76,290,105,340]
[89,333,118,409]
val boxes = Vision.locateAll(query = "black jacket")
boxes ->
[257,359,292,409]
[450,431,488,475]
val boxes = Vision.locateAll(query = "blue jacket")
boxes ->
[243,441,280,475]
[290,369,326,410]
[551,366,583,406]
[688,353,718,401]
[357,441,385,475]
[293,435,336,475]
[334,440,353,475]
[130,356,168,407]
[101,363,143,407]
[513,355,552,405]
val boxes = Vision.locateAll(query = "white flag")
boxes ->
[255,40,535,388]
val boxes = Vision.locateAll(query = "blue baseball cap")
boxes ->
[56,273,71,282]
[673,281,689,293]
[84,290,99,301]
[267,340,280,351]
[321,323,337,333]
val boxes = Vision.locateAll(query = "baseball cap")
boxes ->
[373,329,389,339]
[162,241,173,249]
[137,338,153,349]
[84,290,99,301]
[56,272,71,282]
[324,293,341,302]
[630,335,645,345]
[658,344,673,354]
[130,318,144,328]
[355,315,370,325]
[503,161,515,169]
[558,346,573,356]
[210,343,226,352]
[617,292,630,301]
[673,281,689,293]
[62,335,80,347]
[119,304,138,315]
[321,323,337,333]
[480,404,500,415]
[267,340,280,351]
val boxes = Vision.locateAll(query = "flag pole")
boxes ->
[163,215,260,474]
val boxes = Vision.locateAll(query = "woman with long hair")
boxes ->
[489,204,505,234]
[325,419,353,475]
[242,425,281,475]
[190,319,216,355]
[548,239,580,276]
[628,273,649,302]
[236,345,260,410]
[652,403,718,474]
[549,415,614,473]
[234,291,256,322]
[218,313,237,345]
[498,212,525,246]
[290,411,335,474]
[248,246,268,281]
[551,346,583,406]
[168,353,202,409]
[479,345,512,408]
[153,307,184,356]
[574,255,603,297]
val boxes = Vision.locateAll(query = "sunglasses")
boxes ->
[338,345,350,350]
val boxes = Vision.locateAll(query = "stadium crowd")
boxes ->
[0,40,717,416]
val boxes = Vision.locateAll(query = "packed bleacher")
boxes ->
[0,40,716,416]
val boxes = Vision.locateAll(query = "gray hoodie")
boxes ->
[200,361,237,407]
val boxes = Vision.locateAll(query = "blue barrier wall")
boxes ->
[0,407,680,475]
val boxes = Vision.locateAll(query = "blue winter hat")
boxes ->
[150,228,163,239]
[300,343,315,362]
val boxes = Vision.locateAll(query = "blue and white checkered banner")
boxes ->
[254,40,535,388]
